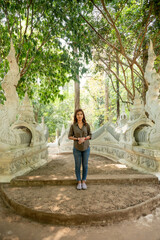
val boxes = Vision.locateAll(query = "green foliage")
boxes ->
[81,71,106,129]
[78,0,159,103]
[0,0,159,138]
[0,0,93,103]
[32,82,74,141]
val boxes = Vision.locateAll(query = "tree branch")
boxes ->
[96,48,134,100]
[115,0,129,23]
[20,48,31,75]
[91,0,114,27]
[21,0,32,46]
[116,52,127,85]
[17,10,22,62]
[84,86,97,102]
[20,35,51,77]
[107,72,133,104]
[2,2,12,37]
[80,13,122,55]
[134,10,152,59]
[29,1,34,38]
[130,64,135,96]
[94,40,144,87]
[100,0,126,55]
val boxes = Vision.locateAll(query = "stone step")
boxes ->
[11,174,159,187]
[1,183,160,226]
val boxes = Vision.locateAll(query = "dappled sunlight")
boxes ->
[95,163,127,169]
[64,176,74,179]
[26,175,59,180]
[50,177,58,180]
[96,165,101,168]
[56,193,71,201]
[43,228,74,240]
[49,205,60,212]
[5,216,19,223]
[114,164,127,169]
[104,164,128,169]
[34,206,44,210]
[27,176,42,180]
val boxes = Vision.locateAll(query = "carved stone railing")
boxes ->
[51,125,160,176]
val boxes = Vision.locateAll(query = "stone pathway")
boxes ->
[1,153,160,239]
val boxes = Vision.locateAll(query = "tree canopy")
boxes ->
[78,0,160,103]
[0,0,92,103]
[0,0,159,137]
[0,0,159,104]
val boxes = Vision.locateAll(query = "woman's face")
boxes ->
[76,111,83,121]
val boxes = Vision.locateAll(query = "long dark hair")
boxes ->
[74,109,87,125]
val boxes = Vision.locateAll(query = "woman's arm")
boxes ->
[84,136,91,140]
[69,136,79,141]
[78,136,91,144]
[77,124,92,144]
[68,125,75,140]
[86,124,92,140]
[68,125,81,142]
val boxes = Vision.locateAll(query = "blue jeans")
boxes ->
[73,147,90,181]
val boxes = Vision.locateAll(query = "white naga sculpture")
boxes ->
[0,40,48,182]
[0,40,21,150]
[1,39,20,124]
[145,40,160,143]
[118,40,160,148]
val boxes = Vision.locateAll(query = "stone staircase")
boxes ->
[1,153,160,226]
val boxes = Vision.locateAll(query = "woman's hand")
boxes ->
[78,137,85,144]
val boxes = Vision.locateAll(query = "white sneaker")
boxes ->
[77,183,82,190]
[82,182,87,190]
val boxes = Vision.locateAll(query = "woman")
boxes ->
[68,109,92,190]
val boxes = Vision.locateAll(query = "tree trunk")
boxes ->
[142,40,148,104]
[74,47,80,111]
[34,111,38,123]
[116,56,120,119]
[104,72,109,121]
[74,80,80,111]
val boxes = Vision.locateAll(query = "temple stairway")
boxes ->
[1,153,160,226]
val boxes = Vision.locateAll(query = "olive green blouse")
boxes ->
[68,122,92,151]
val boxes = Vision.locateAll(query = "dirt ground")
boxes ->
[27,153,142,177]
[1,153,160,240]
[5,184,160,215]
